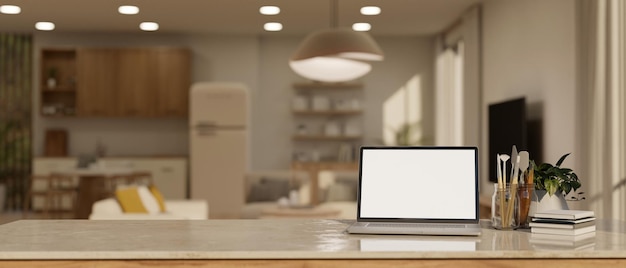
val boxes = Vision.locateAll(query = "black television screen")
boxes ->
[488,97,527,182]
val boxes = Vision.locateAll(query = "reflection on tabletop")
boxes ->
[359,238,479,252]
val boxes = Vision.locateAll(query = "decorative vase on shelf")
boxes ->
[528,189,569,217]
[47,77,57,89]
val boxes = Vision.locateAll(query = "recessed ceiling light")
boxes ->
[35,22,55,31]
[352,23,371,32]
[140,22,159,31]
[360,6,381,16]
[118,5,139,15]
[264,22,282,32]
[0,5,21,14]
[260,6,280,15]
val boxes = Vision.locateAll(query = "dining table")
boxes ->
[53,167,135,219]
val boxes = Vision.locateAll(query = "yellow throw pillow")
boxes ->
[115,185,161,214]
[149,185,167,212]
[115,187,147,213]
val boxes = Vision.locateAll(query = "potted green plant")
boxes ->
[0,120,31,212]
[533,153,581,196]
[47,67,58,88]
[530,153,583,214]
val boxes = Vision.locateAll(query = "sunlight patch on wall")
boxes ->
[382,75,422,145]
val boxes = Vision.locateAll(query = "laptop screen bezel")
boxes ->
[356,146,480,224]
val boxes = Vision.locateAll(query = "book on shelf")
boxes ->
[531,217,596,224]
[531,225,596,236]
[533,209,595,220]
[529,220,596,229]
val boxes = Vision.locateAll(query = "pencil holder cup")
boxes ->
[517,183,534,228]
[491,184,519,230]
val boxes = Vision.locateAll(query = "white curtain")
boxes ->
[435,42,464,146]
[434,5,481,149]
[579,0,626,221]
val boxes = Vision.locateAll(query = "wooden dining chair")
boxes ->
[23,174,78,219]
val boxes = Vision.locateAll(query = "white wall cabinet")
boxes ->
[100,158,187,199]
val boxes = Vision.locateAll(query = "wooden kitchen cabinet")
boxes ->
[117,49,157,117]
[155,48,191,117]
[75,48,119,117]
[42,47,190,118]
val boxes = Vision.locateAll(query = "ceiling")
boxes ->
[0,0,481,36]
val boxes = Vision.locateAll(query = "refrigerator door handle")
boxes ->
[197,129,216,136]
[195,122,216,128]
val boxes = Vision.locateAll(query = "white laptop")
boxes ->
[346,146,482,236]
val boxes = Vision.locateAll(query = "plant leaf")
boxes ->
[571,180,581,190]
[555,153,571,167]
[545,179,558,196]
[562,183,572,195]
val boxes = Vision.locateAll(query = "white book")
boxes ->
[531,225,596,236]
[531,217,596,224]
[533,209,595,220]
[530,231,597,242]
[529,220,596,229]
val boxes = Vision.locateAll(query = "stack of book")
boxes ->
[529,209,596,250]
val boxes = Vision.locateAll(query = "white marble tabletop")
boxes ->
[0,219,625,260]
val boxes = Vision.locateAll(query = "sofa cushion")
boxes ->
[92,198,124,214]
[115,185,160,213]
[149,185,167,212]
[89,198,209,220]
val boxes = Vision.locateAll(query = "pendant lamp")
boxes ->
[289,0,384,83]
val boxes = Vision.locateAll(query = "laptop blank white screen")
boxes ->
[359,148,477,220]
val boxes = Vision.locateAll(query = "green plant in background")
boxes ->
[382,122,432,146]
[532,153,582,197]
[0,121,29,176]
[47,67,58,79]
[392,122,421,146]
[1,33,33,210]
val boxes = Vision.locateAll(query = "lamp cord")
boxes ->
[330,0,338,28]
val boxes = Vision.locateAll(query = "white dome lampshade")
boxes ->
[290,28,384,82]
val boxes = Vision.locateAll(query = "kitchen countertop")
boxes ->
[1,219,626,260]
[34,155,188,159]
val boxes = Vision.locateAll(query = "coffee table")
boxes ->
[259,205,341,219]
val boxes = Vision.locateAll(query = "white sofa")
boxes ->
[241,170,357,219]
[89,198,209,220]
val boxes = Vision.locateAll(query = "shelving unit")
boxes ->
[40,49,77,116]
[291,81,363,164]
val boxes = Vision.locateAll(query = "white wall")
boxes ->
[481,0,577,193]
[33,33,434,171]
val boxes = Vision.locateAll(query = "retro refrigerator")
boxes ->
[189,82,248,219]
